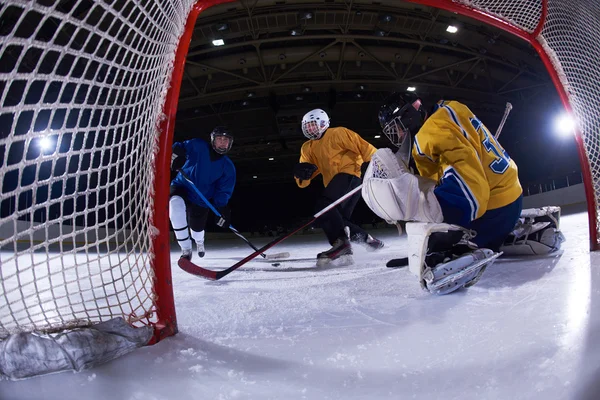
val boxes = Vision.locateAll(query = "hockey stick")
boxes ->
[178,184,364,280]
[386,257,408,268]
[177,170,289,260]
[494,102,512,139]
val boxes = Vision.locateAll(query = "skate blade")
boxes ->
[427,252,501,294]
[316,254,354,267]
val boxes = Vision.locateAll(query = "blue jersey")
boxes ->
[171,138,236,208]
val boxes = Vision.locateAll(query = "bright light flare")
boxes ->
[39,137,52,150]
[212,39,225,46]
[555,113,576,137]
[446,25,458,33]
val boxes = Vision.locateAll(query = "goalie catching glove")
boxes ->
[294,162,318,181]
[362,148,443,224]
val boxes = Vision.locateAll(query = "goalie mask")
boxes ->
[378,93,426,150]
[302,109,330,140]
[210,126,234,155]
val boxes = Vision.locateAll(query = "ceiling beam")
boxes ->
[187,61,263,85]
[273,40,339,83]
[407,57,479,81]
[178,78,509,106]
[187,34,536,78]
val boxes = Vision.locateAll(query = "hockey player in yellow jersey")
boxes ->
[294,108,384,266]
[362,93,524,294]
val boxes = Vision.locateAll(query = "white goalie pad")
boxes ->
[362,148,443,224]
[406,222,461,280]
[500,206,565,256]
[406,223,500,294]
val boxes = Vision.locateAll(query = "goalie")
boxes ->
[362,93,564,295]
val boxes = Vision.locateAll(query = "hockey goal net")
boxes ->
[0,0,598,366]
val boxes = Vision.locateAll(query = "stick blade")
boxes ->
[386,257,408,268]
[265,252,291,260]
[178,258,218,280]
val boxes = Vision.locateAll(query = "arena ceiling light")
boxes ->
[290,27,304,36]
[212,39,225,46]
[446,25,459,33]
[374,135,381,139]
[269,158,275,161]
[407,86,416,92]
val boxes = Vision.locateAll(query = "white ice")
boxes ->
[2,209,600,400]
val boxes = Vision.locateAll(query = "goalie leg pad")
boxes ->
[406,222,500,295]
[500,206,566,256]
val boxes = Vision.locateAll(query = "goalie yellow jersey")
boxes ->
[412,100,522,223]
[296,126,376,188]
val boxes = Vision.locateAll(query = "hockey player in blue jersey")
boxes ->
[169,126,236,260]
[362,93,564,294]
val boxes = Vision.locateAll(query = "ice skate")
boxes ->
[317,238,353,267]
[180,248,192,261]
[406,223,501,295]
[196,241,205,258]
[350,232,384,251]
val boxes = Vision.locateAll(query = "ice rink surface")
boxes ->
[3,207,600,400]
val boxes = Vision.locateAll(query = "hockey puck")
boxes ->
[386,257,408,268]
[271,262,281,267]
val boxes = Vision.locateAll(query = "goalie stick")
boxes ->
[178,184,364,280]
[494,102,512,139]
[177,170,289,260]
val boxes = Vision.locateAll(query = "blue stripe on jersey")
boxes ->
[414,137,434,162]
[441,104,468,138]
[434,167,479,225]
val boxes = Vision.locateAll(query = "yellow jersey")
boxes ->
[412,100,522,221]
[296,126,376,188]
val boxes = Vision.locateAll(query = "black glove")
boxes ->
[293,162,318,181]
[216,205,231,228]
[360,161,370,178]
[171,146,187,172]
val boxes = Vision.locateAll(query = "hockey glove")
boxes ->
[293,162,318,181]
[171,146,187,172]
[216,205,231,228]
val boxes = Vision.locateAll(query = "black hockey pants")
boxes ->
[315,173,366,245]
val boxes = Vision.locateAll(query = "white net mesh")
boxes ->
[0,0,195,338]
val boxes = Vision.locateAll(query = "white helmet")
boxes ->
[301,109,330,140]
